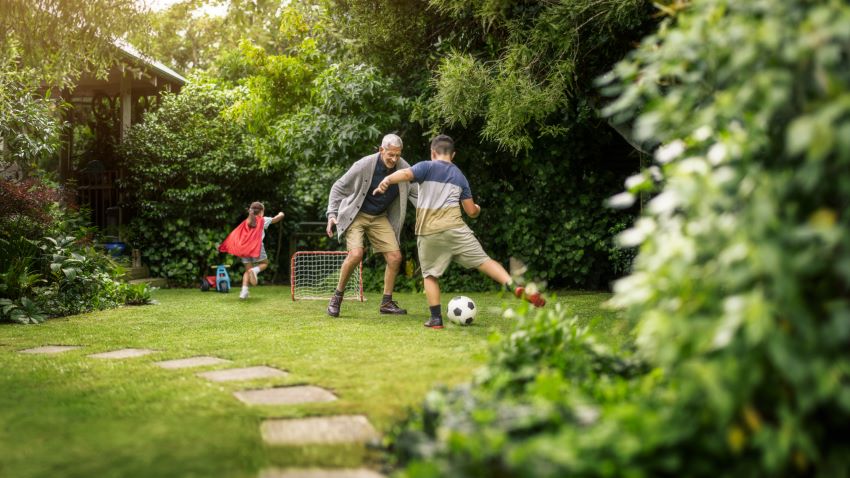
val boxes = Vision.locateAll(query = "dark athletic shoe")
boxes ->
[424,316,444,329]
[380,300,407,315]
[327,294,343,317]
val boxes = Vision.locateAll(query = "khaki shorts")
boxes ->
[344,212,400,253]
[417,226,490,278]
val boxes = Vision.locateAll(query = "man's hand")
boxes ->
[326,216,338,237]
[372,178,390,195]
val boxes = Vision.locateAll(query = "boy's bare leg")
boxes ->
[477,259,511,285]
[423,276,444,328]
[424,276,441,307]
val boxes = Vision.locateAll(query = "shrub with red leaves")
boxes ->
[0,177,60,223]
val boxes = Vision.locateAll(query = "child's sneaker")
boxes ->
[248,268,258,286]
[239,288,249,300]
[424,316,444,329]
[514,286,546,308]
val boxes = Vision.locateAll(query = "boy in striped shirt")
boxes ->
[372,134,545,329]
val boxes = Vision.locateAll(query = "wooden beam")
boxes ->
[120,70,132,142]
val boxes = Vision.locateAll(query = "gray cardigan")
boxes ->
[326,153,418,241]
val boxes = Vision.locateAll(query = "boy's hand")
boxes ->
[326,217,338,237]
[372,178,390,195]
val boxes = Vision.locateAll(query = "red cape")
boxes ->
[219,217,264,258]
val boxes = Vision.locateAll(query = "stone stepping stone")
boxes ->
[155,356,231,369]
[197,366,287,382]
[261,415,379,445]
[259,468,385,478]
[234,385,337,406]
[88,348,157,359]
[19,345,81,354]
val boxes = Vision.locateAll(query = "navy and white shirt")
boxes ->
[409,160,472,235]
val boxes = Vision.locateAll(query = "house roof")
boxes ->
[114,39,187,86]
[67,40,186,97]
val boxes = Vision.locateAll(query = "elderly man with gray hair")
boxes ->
[325,133,418,317]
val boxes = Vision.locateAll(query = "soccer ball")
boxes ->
[447,296,477,325]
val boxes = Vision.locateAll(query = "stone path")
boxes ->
[155,356,231,369]
[259,468,385,478]
[89,348,157,359]
[16,343,385,477]
[197,365,288,382]
[19,345,81,354]
[234,386,337,406]
[261,415,379,446]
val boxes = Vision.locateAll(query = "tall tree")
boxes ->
[0,0,147,87]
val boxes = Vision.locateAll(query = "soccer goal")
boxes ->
[290,251,364,301]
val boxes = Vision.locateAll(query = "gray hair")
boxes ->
[381,134,403,149]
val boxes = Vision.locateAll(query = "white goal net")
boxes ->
[290,251,364,301]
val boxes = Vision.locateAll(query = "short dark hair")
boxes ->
[430,134,455,154]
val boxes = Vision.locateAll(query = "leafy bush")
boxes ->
[391,0,850,476]
[1,218,154,324]
[389,303,647,476]
[120,81,278,286]
[120,283,154,306]
[0,297,46,324]
[28,236,126,317]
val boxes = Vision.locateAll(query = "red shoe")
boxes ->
[514,286,546,308]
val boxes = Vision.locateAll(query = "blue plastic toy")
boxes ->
[200,265,231,293]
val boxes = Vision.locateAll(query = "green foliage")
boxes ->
[420,0,655,154]
[32,236,126,317]
[0,0,146,88]
[392,0,850,476]
[326,0,649,289]
[0,297,46,325]
[120,80,282,285]
[0,44,63,171]
[122,283,154,306]
[390,303,647,476]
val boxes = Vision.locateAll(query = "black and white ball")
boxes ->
[447,296,477,325]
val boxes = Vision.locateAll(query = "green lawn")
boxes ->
[0,287,621,478]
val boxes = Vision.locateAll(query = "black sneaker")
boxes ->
[380,300,407,315]
[424,316,444,329]
[327,294,343,317]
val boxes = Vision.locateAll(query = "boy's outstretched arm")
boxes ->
[461,198,481,218]
[271,212,285,224]
[373,169,414,195]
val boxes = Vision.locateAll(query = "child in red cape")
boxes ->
[219,202,284,299]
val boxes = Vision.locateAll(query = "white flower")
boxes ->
[617,218,656,247]
[707,143,728,165]
[648,191,678,215]
[677,157,709,175]
[575,405,600,426]
[617,228,645,247]
[655,140,686,164]
[693,125,713,141]
[625,173,647,190]
[607,192,635,209]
